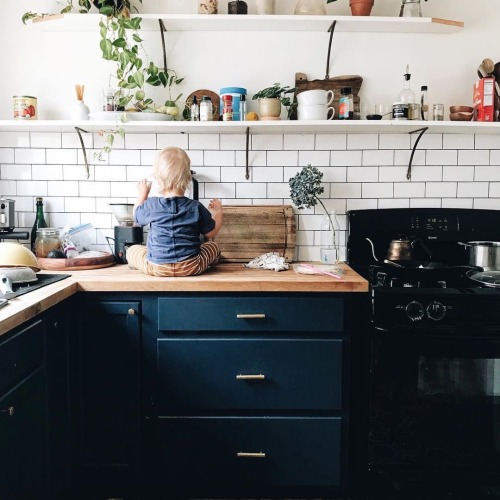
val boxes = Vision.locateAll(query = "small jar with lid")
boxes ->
[222,95,233,121]
[200,96,213,121]
[35,228,63,258]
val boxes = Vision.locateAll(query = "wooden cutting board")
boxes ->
[37,252,115,271]
[212,205,296,263]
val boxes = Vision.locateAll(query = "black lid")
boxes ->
[201,96,212,101]
[241,94,246,101]
[341,87,352,94]
[192,95,198,104]
[421,85,428,91]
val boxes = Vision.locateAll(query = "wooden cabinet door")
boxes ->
[70,299,141,496]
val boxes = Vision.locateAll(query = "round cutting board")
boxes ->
[37,252,115,271]
[184,89,220,121]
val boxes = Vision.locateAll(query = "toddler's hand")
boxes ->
[137,179,152,199]
[209,198,222,214]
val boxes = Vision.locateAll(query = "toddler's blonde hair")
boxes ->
[153,147,191,193]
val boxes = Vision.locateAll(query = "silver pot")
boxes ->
[459,241,500,270]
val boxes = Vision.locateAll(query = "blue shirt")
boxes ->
[134,196,216,264]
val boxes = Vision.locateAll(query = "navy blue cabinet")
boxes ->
[143,292,351,498]
[69,298,141,499]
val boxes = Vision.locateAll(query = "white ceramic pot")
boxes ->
[297,89,334,106]
[256,0,276,14]
[71,100,90,121]
[298,104,335,120]
[258,98,282,119]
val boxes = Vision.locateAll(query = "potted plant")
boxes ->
[327,0,374,16]
[289,165,340,263]
[294,0,374,16]
[252,83,297,120]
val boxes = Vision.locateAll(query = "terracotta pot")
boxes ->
[349,0,374,16]
[258,98,282,118]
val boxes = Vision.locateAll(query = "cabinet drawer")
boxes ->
[158,296,343,332]
[155,416,341,488]
[0,320,44,396]
[156,338,342,411]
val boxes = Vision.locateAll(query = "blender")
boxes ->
[109,204,143,264]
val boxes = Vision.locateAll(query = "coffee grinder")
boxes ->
[109,204,143,264]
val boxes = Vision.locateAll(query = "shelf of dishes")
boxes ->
[0,119,497,135]
[31,13,464,33]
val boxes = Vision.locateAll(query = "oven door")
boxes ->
[369,327,500,479]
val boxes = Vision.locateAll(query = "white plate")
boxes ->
[89,111,174,121]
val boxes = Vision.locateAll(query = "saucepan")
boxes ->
[459,241,500,271]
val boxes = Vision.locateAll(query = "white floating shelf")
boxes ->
[1,120,498,135]
[31,13,464,34]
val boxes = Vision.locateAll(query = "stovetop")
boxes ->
[9,274,70,298]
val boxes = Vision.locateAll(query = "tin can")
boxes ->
[392,102,409,120]
[13,96,37,120]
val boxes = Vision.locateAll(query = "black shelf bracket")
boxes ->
[75,127,90,179]
[159,19,168,71]
[325,20,337,79]
[407,126,429,181]
[245,126,250,180]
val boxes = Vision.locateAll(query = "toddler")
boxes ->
[126,147,223,277]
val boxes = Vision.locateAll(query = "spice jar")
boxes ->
[35,228,63,258]
[222,95,233,121]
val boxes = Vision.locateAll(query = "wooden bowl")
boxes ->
[449,112,473,121]
[450,105,474,114]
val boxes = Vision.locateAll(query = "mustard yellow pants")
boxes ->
[126,242,220,277]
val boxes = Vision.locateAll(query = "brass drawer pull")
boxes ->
[1,406,14,417]
[236,313,266,319]
[236,374,266,380]
[237,452,266,458]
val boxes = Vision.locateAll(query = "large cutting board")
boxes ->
[212,205,296,263]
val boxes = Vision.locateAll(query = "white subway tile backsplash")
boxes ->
[2,164,31,180]
[30,133,62,149]
[443,134,474,150]
[315,134,346,151]
[458,149,490,166]
[0,149,14,163]
[347,134,378,150]
[284,134,315,151]
[298,150,330,167]
[362,150,394,167]
[5,130,500,260]
[15,148,45,164]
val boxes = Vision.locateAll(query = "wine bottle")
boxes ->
[31,197,48,253]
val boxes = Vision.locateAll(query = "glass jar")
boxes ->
[320,210,340,264]
[35,228,63,258]
[399,0,422,18]
[294,0,326,15]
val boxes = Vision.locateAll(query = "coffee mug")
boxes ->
[297,104,335,120]
[297,89,334,106]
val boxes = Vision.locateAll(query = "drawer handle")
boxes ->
[128,308,135,315]
[236,313,266,319]
[237,452,266,458]
[1,406,14,417]
[236,374,266,380]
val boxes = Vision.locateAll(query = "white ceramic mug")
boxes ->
[298,104,335,120]
[297,89,334,107]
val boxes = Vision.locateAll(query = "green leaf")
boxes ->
[132,33,143,43]
[112,37,127,48]
[61,5,72,14]
[100,5,114,16]
[146,76,160,86]
[133,71,144,88]
[99,38,114,59]
[158,72,167,87]
[135,90,145,101]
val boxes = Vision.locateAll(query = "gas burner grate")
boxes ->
[12,274,71,298]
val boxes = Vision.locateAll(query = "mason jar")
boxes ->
[35,228,63,258]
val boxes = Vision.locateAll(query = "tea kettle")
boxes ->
[366,237,433,262]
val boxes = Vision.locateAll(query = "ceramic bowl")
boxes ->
[449,105,474,114]
[449,112,473,121]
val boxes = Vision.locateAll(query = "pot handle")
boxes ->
[457,241,472,247]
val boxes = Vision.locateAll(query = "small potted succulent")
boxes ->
[252,83,297,120]
[294,0,374,16]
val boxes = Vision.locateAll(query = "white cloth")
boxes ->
[244,252,289,272]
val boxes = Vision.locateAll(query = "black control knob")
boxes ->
[426,301,447,321]
[405,301,425,322]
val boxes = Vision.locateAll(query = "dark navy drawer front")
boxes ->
[155,416,341,488]
[0,320,44,396]
[156,338,343,411]
[158,296,344,332]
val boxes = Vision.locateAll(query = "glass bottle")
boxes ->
[320,210,340,264]
[239,94,247,121]
[31,197,48,253]
[200,96,213,122]
[399,65,416,104]
[339,87,354,120]
[190,95,200,122]
[420,85,428,120]
[294,0,326,15]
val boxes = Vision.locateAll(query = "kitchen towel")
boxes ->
[244,252,289,272]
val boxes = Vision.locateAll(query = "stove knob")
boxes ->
[405,301,425,322]
[426,301,447,321]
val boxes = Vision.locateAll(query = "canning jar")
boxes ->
[35,228,63,258]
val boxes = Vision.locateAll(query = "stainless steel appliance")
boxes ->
[109,204,143,264]
[0,198,15,232]
[347,208,500,500]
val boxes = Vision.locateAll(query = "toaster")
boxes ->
[0,198,15,232]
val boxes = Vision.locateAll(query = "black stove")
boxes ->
[347,209,500,499]
[10,273,70,298]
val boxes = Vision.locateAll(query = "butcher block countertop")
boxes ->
[0,263,368,336]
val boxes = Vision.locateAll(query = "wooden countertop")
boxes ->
[0,262,368,336]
